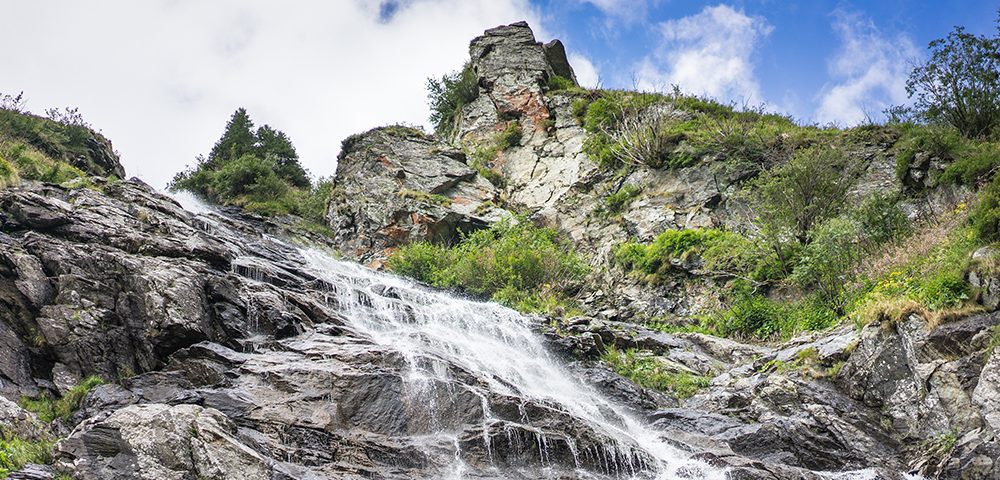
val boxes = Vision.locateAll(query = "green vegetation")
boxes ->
[0,100,113,189]
[467,121,522,187]
[399,188,452,206]
[0,141,89,188]
[972,176,1000,242]
[601,346,710,398]
[546,75,577,92]
[0,107,102,170]
[169,109,331,225]
[388,216,589,315]
[614,228,779,283]
[427,62,478,137]
[19,376,104,423]
[594,184,641,218]
[847,220,978,327]
[903,16,1000,139]
[575,87,836,172]
[0,428,54,478]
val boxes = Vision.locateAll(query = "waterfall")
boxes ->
[298,248,728,480]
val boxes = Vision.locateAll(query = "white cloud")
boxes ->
[815,10,919,125]
[568,52,600,88]
[0,0,544,187]
[635,4,772,103]
[578,0,648,22]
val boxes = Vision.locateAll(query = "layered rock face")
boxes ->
[327,127,507,265]
[0,178,884,480]
[4,20,1000,480]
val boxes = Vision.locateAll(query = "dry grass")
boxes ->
[853,202,969,285]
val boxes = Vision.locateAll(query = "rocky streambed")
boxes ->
[1,176,996,479]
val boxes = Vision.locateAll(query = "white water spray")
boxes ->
[298,248,729,480]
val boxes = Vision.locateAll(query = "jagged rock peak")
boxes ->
[470,21,577,86]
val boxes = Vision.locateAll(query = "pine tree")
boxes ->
[256,125,309,187]
[208,108,256,166]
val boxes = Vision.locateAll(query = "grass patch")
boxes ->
[601,346,710,398]
[614,228,780,282]
[576,88,837,172]
[0,428,54,478]
[19,375,104,423]
[846,221,978,328]
[388,216,589,316]
[594,184,641,218]
[0,141,91,188]
[0,108,114,177]
[399,188,452,207]
[546,75,577,92]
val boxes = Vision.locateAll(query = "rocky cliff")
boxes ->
[2,21,1000,480]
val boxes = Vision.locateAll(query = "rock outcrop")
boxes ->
[326,126,508,264]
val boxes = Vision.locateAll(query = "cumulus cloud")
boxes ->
[568,52,601,88]
[0,0,543,187]
[636,4,772,103]
[815,10,920,125]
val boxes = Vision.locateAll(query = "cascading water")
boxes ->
[297,248,729,480]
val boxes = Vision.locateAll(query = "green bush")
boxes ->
[747,146,858,247]
[895,125,969,182]
[601,346,710,398]
[388,217,589,315]
[20,375,104,423]
[614,228,779,281]
[939,141,1000,186]
[427,62,478,137]
[387,241,449,284]
[0,428,54,477]
[973,175,1000,242]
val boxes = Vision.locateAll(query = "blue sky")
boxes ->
[532,0,998,123]
[0,1,996,186]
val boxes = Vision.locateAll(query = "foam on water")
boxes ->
[299,248,729,479]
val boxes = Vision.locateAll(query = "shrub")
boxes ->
[427,62,478,137]
[615,228,780,282]
[498,121,523,148]
[973,175,1000,242]
[387,242,450,284]
[601,346,710,398]
[905,17,1000,138]
[747,146,858,246]
[939,141,1000,186]
[895,125,969,182]
[615,228,723,274]
[19,375,104,423]
[466,121,522,188]
[388,217,589,315]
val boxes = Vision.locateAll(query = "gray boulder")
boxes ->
[326,126,508,265]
